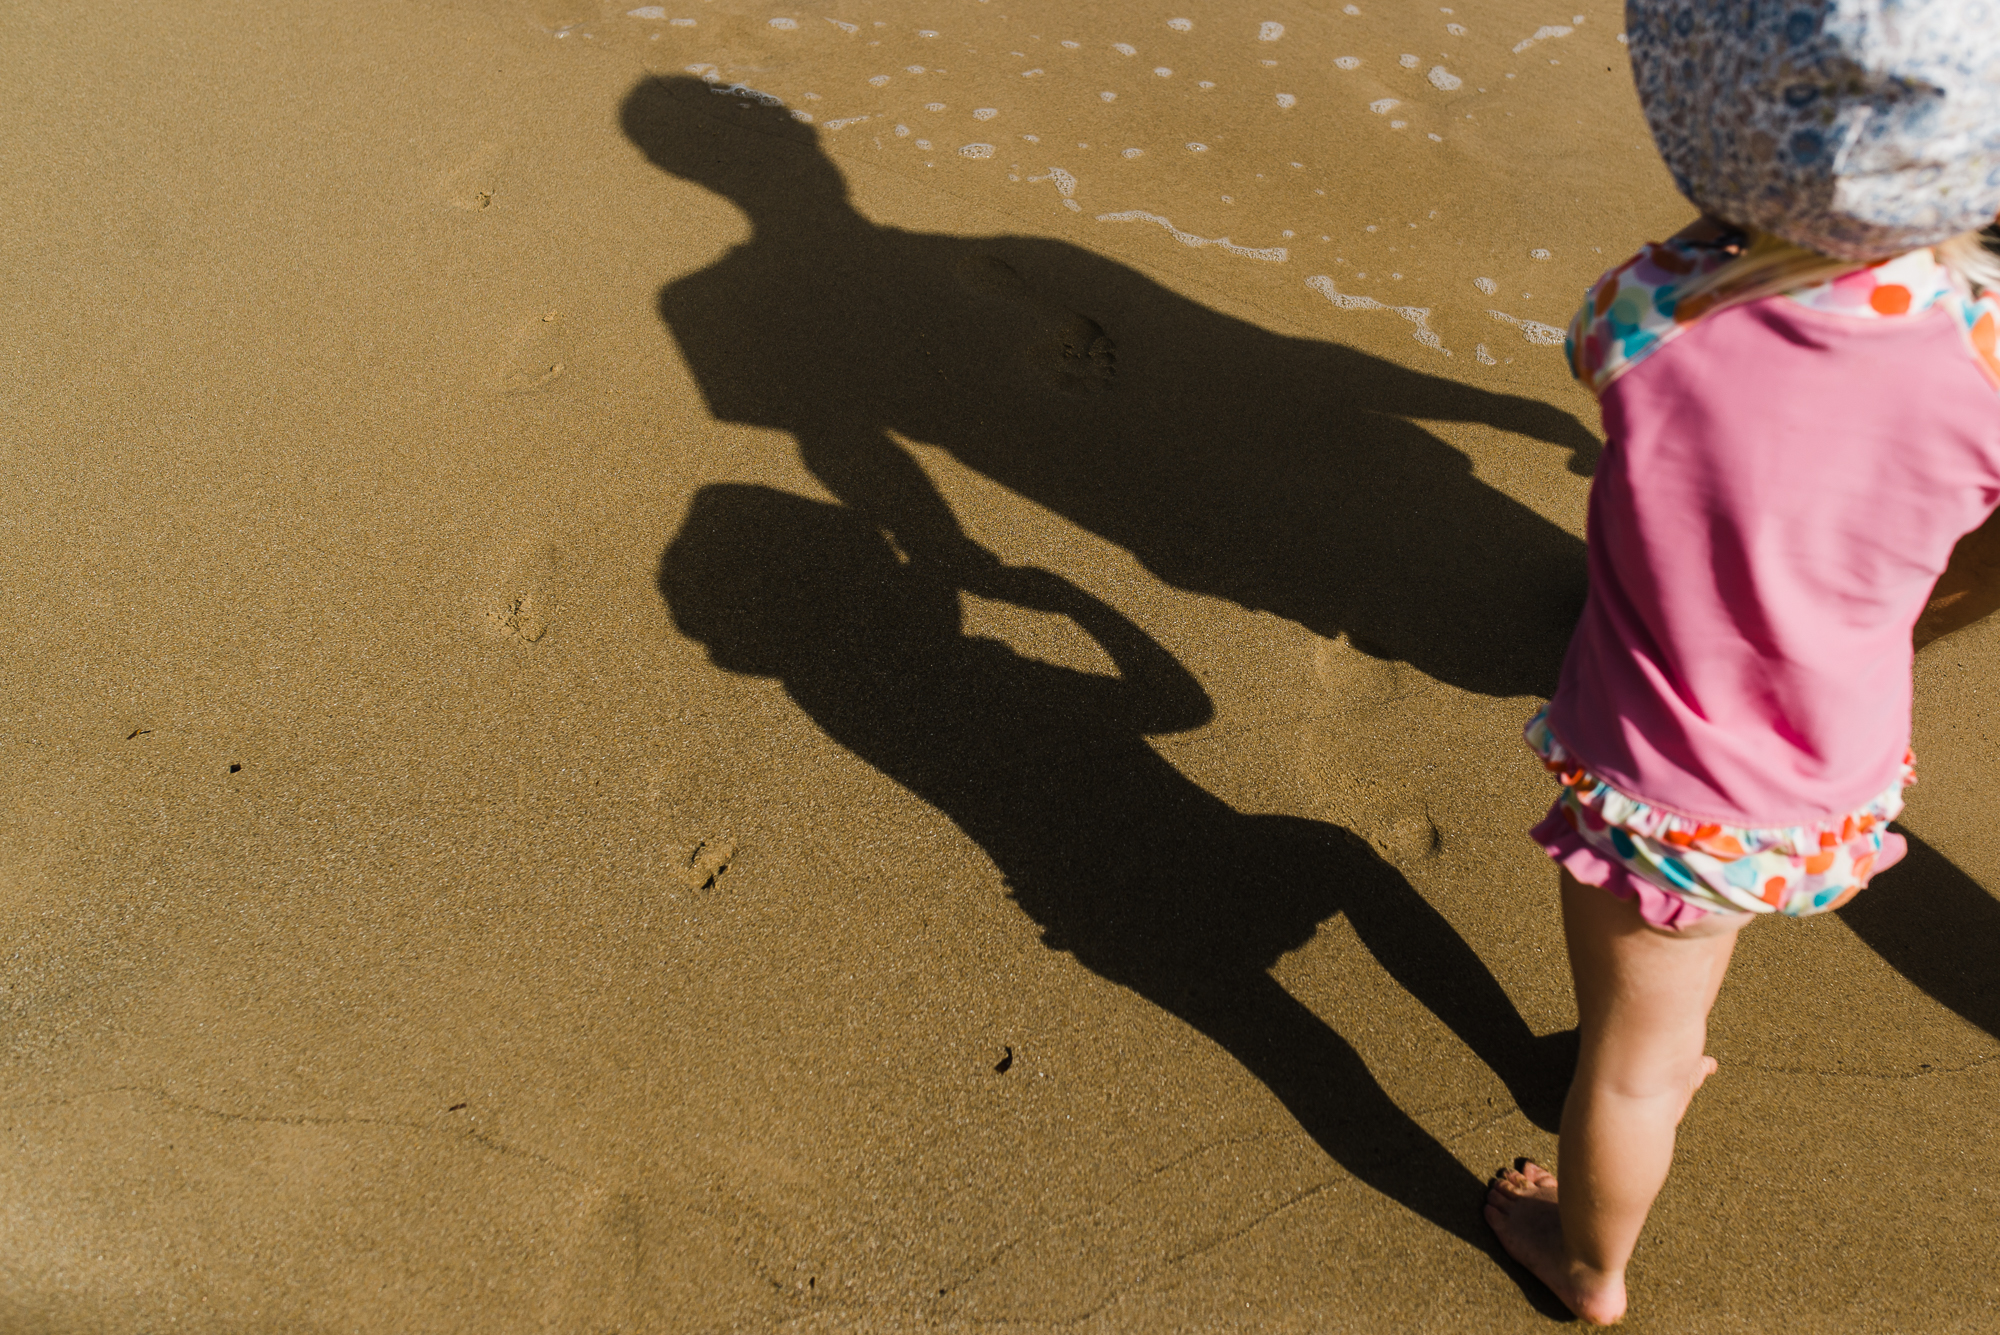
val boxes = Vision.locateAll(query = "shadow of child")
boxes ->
[662,482,1573,1259]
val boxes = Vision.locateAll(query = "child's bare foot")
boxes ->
[1484,1161,1629,1325]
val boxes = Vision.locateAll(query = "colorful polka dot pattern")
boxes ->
[1566,239,2000,396]
[1952,281,2000,391]
[1781,247,1956,319]
[1526,708,1911,919]
[1565,238,1733,394]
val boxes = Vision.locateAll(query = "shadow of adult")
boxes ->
[1840,829,2000,1040]
[662,483,1572,1266]
[622,75,1597,700]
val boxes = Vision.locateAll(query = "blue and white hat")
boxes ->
[1627,0,2000,259]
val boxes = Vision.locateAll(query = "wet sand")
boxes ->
[4,1,1998,1330]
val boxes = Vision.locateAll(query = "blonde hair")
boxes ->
[1680,225,2000,313]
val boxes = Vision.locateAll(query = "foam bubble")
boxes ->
[768,16,797,30]
[1167,17,1193,31]
[1487,310,1566,345]
[627,6,666,18]
[1475,344,1497,364]
[1530,248,1551,260]
[671,17,694,25]
[791,110,813,122]
[1474,276,1497,294]
[925,101,947,111]
[1399,53,1419,67]
[1186,141,1209,152]
[915,139,932,149]
[1021,68,1045,77]
[1335,56,1360,69]
[1428,66,1461,90]
[1344,3,1361,12]
[1511,24,1572,54]
[1197,80,1216,89]
[906,65,926,74]
[1259,21,1285,40]
[973,107,998,120]
[1155,66,1173,76]
[1113,42,1137,55]
[1390,120,1407,129]
[1122,147,1143,158]
[1100,91,1117,101]
[917,29,938,37]
[960,143,995,158]
[1022,133,1040,142]
[1029,166,1077,197]
[1099,210,1289,261]
[712,82,783,106]
[1307,276,1450,353]
[1275,93,1297,108]
[822,115,870,130]
[827,17,857,33]
[1060,40,1079,49]
[1428,132,1442,141]
[893,124,911,136]
[1369,98,1400,114]
[868,75,890,86]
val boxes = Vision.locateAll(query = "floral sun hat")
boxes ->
[1626,0,2000,259]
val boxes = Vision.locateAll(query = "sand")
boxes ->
[4,0,1997,1330]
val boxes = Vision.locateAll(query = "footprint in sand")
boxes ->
[1378,809,1445,861]
[499,310,572,393]
[954,253,1115,392]
[673,838,738,890]
[439,142,506,211]
[483,540,561,643]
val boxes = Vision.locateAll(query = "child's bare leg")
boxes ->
[1485,871,1748,1324]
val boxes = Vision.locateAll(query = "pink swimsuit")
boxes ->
[1532,241,2000,928]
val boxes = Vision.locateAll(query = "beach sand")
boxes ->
[4,0,1998,1329]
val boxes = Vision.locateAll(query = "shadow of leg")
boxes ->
[1338,855,1576,1133]
[1136,968,1569,1315]
[1837,827,2000,1040]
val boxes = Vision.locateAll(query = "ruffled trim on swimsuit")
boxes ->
[1527,712,1908,858]
[1524,708,1911,924]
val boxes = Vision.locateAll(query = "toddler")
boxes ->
[1484,1,2000,1322]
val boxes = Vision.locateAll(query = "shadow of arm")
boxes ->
[1332,353,1603,477]
[975,565,1214,735]
[796,429,991,573]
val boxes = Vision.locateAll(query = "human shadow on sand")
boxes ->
[622,75,1597,702]
[662,484,1573,1277]
[1841,829,2000,1041]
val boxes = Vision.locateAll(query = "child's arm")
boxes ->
[1915,506,2000,649]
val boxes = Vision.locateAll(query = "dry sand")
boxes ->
[4,0,1997,1330]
